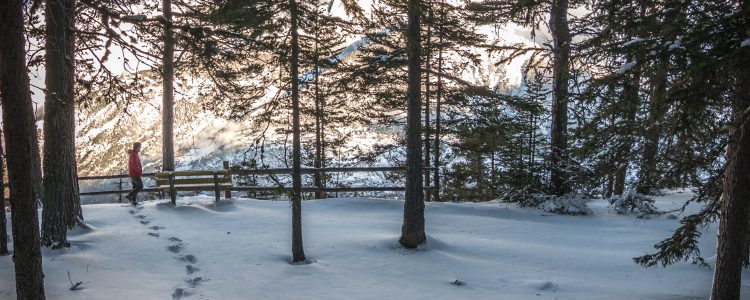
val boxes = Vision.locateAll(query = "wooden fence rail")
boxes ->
[76,164,439,201]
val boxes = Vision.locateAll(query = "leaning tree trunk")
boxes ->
[0,0,47,297]
[710,3,750,297]
[548,0,571,196]
[162,0,175,172]
[401,0,426,249]
[289,0,306,263]
[42,0,84,249]
[0,136,8,256]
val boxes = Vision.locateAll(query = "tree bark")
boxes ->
[613,68,640,196]
[433,0,444,202]
[423,10,432,203]
[290,0,306,263]
[162,0,175,172]
[42,0,83,249]
[0,136,7,256]
[313,7,325,200]
[548,0,571,196]
[710,2,750,297]
[0,0,47,297]
[401,0,426,249]
[636,58,667,195]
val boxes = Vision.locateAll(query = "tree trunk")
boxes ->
[313,10,325,200]
[423,11,432,203]
[0,0,47,297]
[636,58,666,195]
[42,0,83,249]
[613,69,640,196]
[162,0,175,172]
[0,137,7,256]
[433,0,444,202]
[289,0,306,263]
[548,0,571,196]
[401,0,426,249]
[710,4,750,297]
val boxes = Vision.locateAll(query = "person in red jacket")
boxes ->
[126,142,143,205]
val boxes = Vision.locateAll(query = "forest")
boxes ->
[0,0,749,299]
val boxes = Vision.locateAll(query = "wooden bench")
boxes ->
[154,170,233,205]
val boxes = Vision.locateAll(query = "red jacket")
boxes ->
[128,150,142,178]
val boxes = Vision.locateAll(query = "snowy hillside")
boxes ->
[73,20,541,179]
[2,190,745,299]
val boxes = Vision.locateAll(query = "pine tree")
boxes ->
[711,1,750,297]
[288,0,306,263]
[467,0,586,196]
[0,134,7,256]
[41,0,85,249]
[162,0,176,172]
[400,0,426,249]
[0,0,47,297]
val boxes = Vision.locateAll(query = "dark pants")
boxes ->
[127,177,143,202]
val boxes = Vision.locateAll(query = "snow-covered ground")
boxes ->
[1,190,747,299]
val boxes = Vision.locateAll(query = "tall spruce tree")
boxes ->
[711,0,750,297]
[42,0,85,249]
[288,0,306,263]
[162,0,176,172]
[401,0,426,248]
[0,0,47,297]
[0,133,7,256]
[467,0,586,196]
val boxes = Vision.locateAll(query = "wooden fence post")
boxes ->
[169,172,176,205]
[223,161,231,199]
[118,177,123,203]
[213,171,220,203]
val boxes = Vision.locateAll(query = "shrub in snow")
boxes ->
[537,194,593,215]
[498,190,592,215]
[609,190,660,216]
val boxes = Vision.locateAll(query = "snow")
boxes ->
[616,61,637,75]
[2,191,748,299]
[742,38,750,47]
[623,37,645,47]
[668,39,685,50]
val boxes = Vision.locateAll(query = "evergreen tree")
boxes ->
[0,0,47,297]
[401,0,426,248]
[162,0,176,171]
[288,0,306,263]
[41,0,85,249]
[711,0,750,297]
[0,133,7,256]
[467,0,587,196]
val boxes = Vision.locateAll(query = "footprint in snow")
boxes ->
[185,265,199,274]
[172,288,191,300]
[139,220,150,225]
[150,226,164,230]
[169,237,183,243]
[168,244,183,253]
[135,215,147,220]
[187,277,203,288]
[180,255,197,264]
[148,232,160,238]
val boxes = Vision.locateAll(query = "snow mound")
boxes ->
[499,191,593,215]
[609,190,660,216]
[538,195,592,215]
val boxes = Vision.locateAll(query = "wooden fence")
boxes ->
[77,164,438,202]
